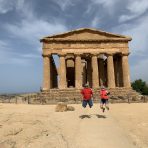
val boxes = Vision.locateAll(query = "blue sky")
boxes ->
[0,0,148,93]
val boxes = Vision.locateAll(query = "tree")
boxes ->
[131,79,148,95]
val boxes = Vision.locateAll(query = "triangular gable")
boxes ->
[40,28,131,42]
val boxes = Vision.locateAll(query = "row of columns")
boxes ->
[42,53,131,90]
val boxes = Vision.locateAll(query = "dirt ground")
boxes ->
[110,103,148,148]
[0,103,148,148]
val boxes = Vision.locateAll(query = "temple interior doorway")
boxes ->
[98,54,107,87]
[67,67,75,87]
[82,59,87,86]
[81,57,92,87]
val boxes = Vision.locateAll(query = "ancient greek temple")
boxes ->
[40,28,131,91]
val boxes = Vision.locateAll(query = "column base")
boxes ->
[41,87,49,91]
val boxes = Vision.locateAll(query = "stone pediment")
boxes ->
[40,28,132,42]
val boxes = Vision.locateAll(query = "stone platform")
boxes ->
[29,88,142,104]
[0,88,146,104]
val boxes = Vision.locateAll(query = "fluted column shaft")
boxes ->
[75,54,82,88]
[107,54,115,88]
[92,54,99,88]
[59,55,67,89]
[43,55,50,90]
[122,53,131,88]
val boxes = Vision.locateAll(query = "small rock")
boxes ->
[55,102,67,112]
[67,106,75,111]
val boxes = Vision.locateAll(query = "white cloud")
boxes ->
[90,0,118,15]
[16,0,24,10]
[111,14,148,82]
[54,0,74,11]
[0,40,40,65]
[0,50,30,65]
[119,0,148,22]
[5,18,67,59]
[112,15,148,55]
[0,50,37,65]
[21,54,40,59]
[6,19,67,44]
[127,0,148,15]
[91,0,115,7]
[0,40,8,48]
[85,0,117,26]
[0,0,14,14]
[91,17,100,27]
[1,0,68,66]
[3,0,68,52]
[119,15,136,23]
[3,0,67,46]
[0,0,24,14]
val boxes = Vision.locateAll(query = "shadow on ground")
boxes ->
[79,115,91,119]
[94,114,106,118]
[79,114,106,119]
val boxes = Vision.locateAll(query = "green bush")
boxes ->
[131,79,148,95]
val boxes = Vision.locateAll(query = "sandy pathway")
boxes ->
[0,104,138,148]
[62,105,136,148]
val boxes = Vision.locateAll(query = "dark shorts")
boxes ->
[100,99,108,104]
[82,99,93,108]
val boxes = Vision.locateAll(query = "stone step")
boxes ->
[27,88,142,104]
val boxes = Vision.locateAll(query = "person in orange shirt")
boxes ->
[81,84,93,108]
[100,86,110,112]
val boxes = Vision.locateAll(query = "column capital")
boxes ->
[42,54,51,57]
[91,53,99,56]
[75,53,82,56]
[58,53,66,57]
[106,53,114,56]
[122,52,130,56]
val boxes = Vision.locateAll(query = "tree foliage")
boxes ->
[131,79,148,95]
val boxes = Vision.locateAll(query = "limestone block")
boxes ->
[55,102,75,112]
[55,102,67,112]
[67,106,75,111]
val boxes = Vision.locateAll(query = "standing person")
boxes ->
[81,84,93,108]
[100,86,110,112]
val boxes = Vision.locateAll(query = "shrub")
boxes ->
[131,79,148,95]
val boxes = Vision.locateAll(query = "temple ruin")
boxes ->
[39,28,138,103]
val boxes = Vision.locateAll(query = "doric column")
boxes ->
[114,57,119,87]
[42,54,51,90]
[122,53,131,88]
[59,54,67,89]
[107,53,115,88]
[87,59,92,87]
[75,54,82,88]
[92,54,99,88]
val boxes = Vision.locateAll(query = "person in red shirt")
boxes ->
[100,86,110,112]
[81,84,93,108]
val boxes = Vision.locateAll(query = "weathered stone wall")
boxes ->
[38,89,147,104]
[0,93,39,104]
[1,89,147,105]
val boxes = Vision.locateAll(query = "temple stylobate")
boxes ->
[40,28,131,91]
